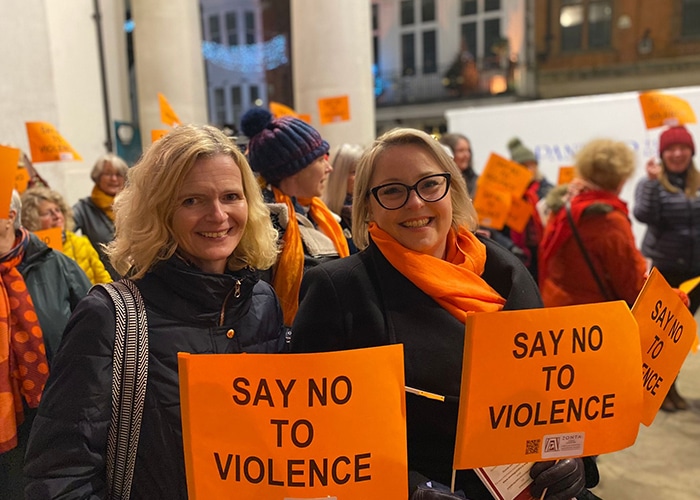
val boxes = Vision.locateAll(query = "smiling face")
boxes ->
[369,144,453,259]
[662,144,693,174]
[171,154,248,274]
[452,137,472,172]
[38,200,65,230]
[97,161,126,196]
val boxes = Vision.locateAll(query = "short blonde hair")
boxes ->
[90,153,129,184]
[575,138,636,191]
[106,124,279,279]
[323,143,364,214]
[352,127,477,249]
[20,186,74,232]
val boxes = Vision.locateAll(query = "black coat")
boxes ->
[24,257,288,499]
[292,236,543,499]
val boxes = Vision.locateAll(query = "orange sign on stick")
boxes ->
[505,195,533,234]
[33,227,63,252]
[270,101,300,120]
[454,301,642,470]
[151,129,170,143]
[478,153,534,198]
[472,185,512,230]
[631,268,697,425]
[557,166,575,186]
[178,345,408,499]
[158,92,182,127]
[0,145,21,218]
[318,95,351,125]
[25,122,82,163]
[638,91,697,129]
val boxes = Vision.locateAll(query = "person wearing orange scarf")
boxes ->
[72,153,128,280]
[241,108,352,325]
[291,128,596,500]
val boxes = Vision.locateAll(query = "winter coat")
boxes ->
[634,173,700,277]
[72,197,119,280]
[18,232,92,364]
[24,256,288,499]
[291,236,543,499]
[62,230,112,285]
[540,186,647,307]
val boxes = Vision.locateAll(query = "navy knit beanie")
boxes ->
[241,108,330,185]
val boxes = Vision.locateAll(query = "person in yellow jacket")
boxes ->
[20,187,112,285]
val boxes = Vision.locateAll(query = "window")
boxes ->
[208,14,221,44]
[226,12,238,46]
[461,22,477,56]
[559,0,612,51]
[459,0,503,62]
[214,88,226,125]
[422,0,435,22]
[402,33,416,75]
[422,30,436,73]
[231,86,242,123]
[485,0,500,11]
[245,11,255,45]
[372,3,379,31]
[682,0,700,37]
[250,85,260,105]
[461,0,476,16]
[484,18,501,66]
[401,0,415,25]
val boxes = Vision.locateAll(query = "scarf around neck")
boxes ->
[91,185,116,221]
[368,223,505,323]
[0,228,49,453]
[272,187,350,325]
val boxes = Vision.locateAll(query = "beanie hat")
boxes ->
[240,108,330,185]
[507,137,537,165]
[659,125,695,156]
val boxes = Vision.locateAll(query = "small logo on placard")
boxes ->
[541,432,585,459]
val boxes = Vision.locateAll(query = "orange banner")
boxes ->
[505,195,533,234]
[25,122,82,162]
[638,91,697,129]
[269,101,300,119]
[557,166,575,186]
[158,92,182,127]
[0,146,21,218]
[151,129,170,143]
[33,227,63,252]
[472,185,512,230]
[178,345,408,499]
[318,95,351,125]
[15,168,31,194]
[478,153,534,198]
[631,268,697,425]
[454,302,642,470]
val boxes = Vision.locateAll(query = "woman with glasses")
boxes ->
[72,153,128,280]
[291,128,597,500]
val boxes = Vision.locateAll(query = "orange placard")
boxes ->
[151,129,170,143]
[318,95,351,125]
[269,101,300,119]
[631,268,697,426]
[454,301,642,470]
[472,185,512,230]
[178,345,408,499]
[638,91,697,129]
[25,122,82,162]
[557,166,575,186]
[158,92,182,127]
[505,194,533,234]
[15,168,31,194]
[33,227,63,252]
[0,145,21,218]
[478,153,534,198]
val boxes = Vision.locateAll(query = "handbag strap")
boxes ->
[564,202,613,301]
[99,279,149,500]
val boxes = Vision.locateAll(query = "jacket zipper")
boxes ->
[218,279,241,326]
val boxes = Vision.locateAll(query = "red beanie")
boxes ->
[659,126,695,156]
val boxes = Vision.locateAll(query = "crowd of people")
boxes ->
[1,112,697,499]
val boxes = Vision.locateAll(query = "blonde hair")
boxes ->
[106,124,279,279]
[574,138,636,191]
[90,153,129,183]
[323,143,364,214]
[352,127,477,249]
[659,160,700,198]
[20,186,74,232]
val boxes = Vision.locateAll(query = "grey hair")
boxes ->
[10,190,22,230]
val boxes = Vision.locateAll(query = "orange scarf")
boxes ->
[0,228,49,453]
[369,223,505,323]
[91,185,116,221]
[272,187,350,324]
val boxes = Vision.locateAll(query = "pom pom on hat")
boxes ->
[659,125,695,156]
[240,107,329,185]
[507,137,537,165]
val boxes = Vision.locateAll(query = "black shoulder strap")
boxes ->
[564,202,613,301]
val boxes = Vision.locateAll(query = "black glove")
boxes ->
[410,481,468,500]
[529,458,586,500]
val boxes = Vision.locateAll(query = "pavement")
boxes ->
[591,313,700,500]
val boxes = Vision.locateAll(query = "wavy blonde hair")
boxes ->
[323,143,364,214]
[352,127,478,249]
[20,186,74,232]
[106,124,278,279]
[574,138,636,191]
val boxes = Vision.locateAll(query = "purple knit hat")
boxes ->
[241,108,330,185]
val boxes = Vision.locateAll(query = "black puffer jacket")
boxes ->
[24,256,288,499]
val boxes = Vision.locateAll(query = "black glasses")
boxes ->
[370,173,451,210]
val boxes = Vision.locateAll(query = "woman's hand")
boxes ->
[530,458,586,500]
[646,158,662,180]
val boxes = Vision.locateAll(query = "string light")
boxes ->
[201,34,288,72]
